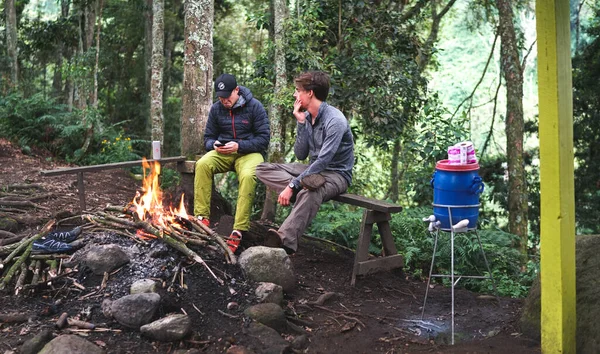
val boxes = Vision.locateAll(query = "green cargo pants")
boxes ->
[193,150,263,231]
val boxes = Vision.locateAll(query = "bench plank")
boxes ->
[40,156,187,176]
[333,193,402,213]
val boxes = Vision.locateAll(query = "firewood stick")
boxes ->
[168,262,181,291]
[0,235,24,246]
[0,230,19,239]
[0,199,49,210]
[46,259,58,278]
[0,242,20,257]
[168,225,207,247]
[1,219,55,269]
[56,312,69,329]
[160,232,224,286]
[30,260,42,288]
[14,262,28,295]
[6,183,44,191]
[172,225,211,241]
[0,243,33,290]
[67,318,95,329]
[188,217,236,264]
[29,254,71,260]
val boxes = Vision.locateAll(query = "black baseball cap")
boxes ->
[214,74,237,98]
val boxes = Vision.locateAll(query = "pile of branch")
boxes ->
[0,219,62,294]
[84,204,236,284]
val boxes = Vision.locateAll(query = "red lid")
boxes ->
[436,159,480,171]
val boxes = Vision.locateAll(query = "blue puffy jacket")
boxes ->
[203,86,270,155]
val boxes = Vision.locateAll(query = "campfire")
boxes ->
[0,158,233,294]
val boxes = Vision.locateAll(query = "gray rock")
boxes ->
[226,345,256,354]
[140,314,191,341]
[85,244,130,275]
[291,334,309,350]
[520,234,600,353]
[111,292,160,329]
[255,282,284,305]
[130,278,158,294]
[238,247,296,292]
[0,216,19,232]
[101,299,113,318]
[244,303,287,333]
[21,329,53,354]
[244,322,289,354]
[38,334,104,354]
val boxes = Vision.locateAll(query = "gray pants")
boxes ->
[255,162,348,252]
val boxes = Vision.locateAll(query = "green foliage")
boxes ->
[84,131,141,165]
[572,5,600,234]
[0,92,73,154]
[0,91,143,164]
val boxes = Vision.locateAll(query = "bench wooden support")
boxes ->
[334,194,404,286]
[40,156,187,212]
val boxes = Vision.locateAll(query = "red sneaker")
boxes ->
[227,230,243,253]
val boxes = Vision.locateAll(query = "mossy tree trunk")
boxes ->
[180,0,213,158]
[497,0,528,264]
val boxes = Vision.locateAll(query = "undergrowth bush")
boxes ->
[0,92,144,164]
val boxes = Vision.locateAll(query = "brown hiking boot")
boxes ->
[265,229,295,255]
[265,229,283,248]
[301,174,326,191]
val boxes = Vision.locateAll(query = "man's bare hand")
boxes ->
[278,186,294,206]
[215,141,238,155]
[293,99,306,124]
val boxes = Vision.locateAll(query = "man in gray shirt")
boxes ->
[256,71,354,254]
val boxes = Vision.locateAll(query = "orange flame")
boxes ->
[130,158,189,231]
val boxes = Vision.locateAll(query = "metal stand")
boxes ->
[420,204,499,345]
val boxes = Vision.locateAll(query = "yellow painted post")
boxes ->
[536,0,576,353]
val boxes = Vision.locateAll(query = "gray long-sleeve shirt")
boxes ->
[292,102,354,187]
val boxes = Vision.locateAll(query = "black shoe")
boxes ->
[301,174,326,191]
[46,226,83,243]
[32,239,74,254]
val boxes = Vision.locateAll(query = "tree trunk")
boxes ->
[261,0,288,221]
[180,0,213,157]
[497,0,528,263]
[150,0,165,144]
[92,0,103,107]
[144,0,154,141]
[6,0,18,87]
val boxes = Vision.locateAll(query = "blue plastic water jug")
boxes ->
[430,160,484,230]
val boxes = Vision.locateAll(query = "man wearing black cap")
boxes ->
[194,74,270,254]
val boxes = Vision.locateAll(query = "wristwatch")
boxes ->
[288,182,297,190]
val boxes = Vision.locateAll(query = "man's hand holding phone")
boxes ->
[214,140,238,155]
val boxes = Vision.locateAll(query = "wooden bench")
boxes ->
[332,194,404,285]
[40,156,187,211]
[177,160,403,285]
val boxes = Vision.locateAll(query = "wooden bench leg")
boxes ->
[352,210,373,286]
[352,210,404,286]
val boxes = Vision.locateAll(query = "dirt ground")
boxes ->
[0,138,541,354]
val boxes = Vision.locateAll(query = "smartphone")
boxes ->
[214,142,225,147]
